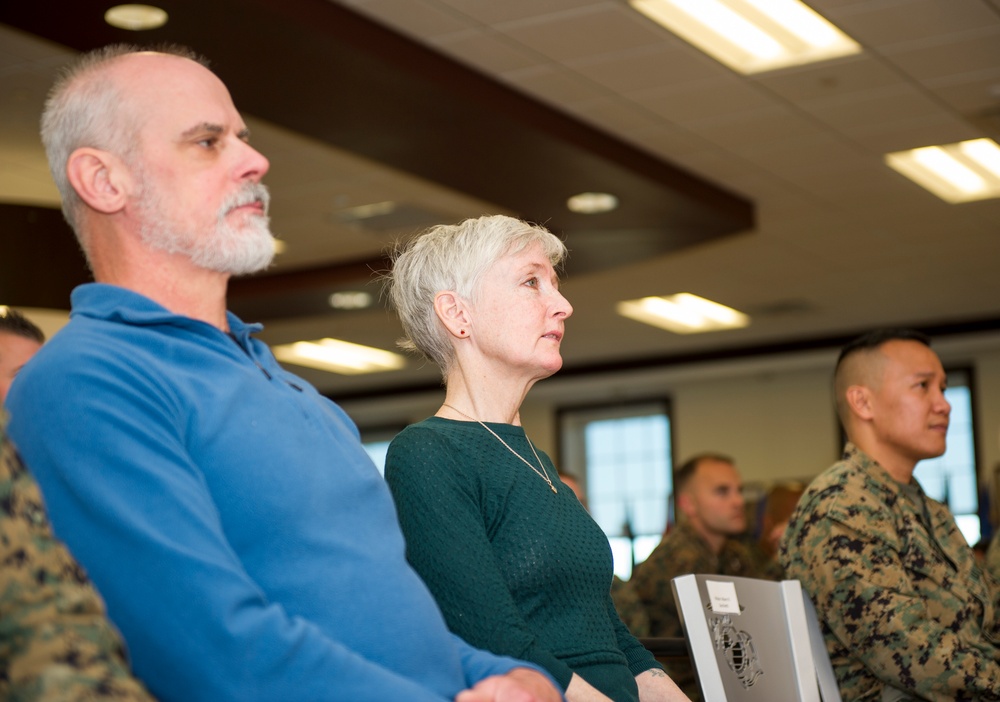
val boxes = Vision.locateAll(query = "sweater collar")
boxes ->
[70,283,262,337]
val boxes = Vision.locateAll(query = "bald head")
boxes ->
[41,44,207,242]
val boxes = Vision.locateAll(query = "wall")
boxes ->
[341,332,1000,497]
[670,367,839,484]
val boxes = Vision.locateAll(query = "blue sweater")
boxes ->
[6,284,538,702]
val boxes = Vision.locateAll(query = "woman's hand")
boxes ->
[564,673,613,702]
[635,668,691,702]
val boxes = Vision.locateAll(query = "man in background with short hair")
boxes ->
[781,329,1000,701]
[630,453,763,699]
[0,307,44,404]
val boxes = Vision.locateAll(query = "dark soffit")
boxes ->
[0,0,754,320]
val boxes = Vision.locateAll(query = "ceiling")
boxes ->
[2,0,1000,399]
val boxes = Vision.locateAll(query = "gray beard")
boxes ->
[136,179,275,276]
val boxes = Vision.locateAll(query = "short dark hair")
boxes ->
[835,328,930,374]
[832,328,933,428]
[675,452,735,494]
[0,308,45,344]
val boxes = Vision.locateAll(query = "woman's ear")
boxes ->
[434,291,471,340]
[65,147,132,215]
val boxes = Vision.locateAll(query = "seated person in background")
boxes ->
[781,329,1000,701]
[987,530,1000,581]
[630,453,766,699]
[7,45,559,702]
[560,471,651,638]
[385,215,688,702]
[0,412,154,701]
[747,482,804,580]
[0,307,45,404]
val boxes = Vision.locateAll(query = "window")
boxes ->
[913,369,980,544]
[559,400,672,579]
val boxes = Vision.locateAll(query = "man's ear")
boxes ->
[433,291,471,340]
[65,147,131,215]
[845,385,874,421]
[676,492,694,520]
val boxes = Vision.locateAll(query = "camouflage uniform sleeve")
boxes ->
[610,575,650,638]
[631,531,713,638]
[784,490,1000,701]
[0,421,155,701]
[986,532,1000,584]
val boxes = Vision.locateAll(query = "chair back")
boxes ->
[671,574,841,702]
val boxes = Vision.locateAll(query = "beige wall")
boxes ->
[342,332,1000,501]
[669,367,839,484]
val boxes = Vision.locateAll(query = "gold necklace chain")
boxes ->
[442,403,557,494]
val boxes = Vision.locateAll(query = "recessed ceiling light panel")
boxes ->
[272,338,405,375]
[567,192,619,214]
[328,291,373,310]
[886,138,1000,203]
[629,0,861,74]
[617,293,750,334]
[104,4,169,31]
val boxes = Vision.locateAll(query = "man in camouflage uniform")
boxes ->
[0,307,44,404]
[0,412,154,700]
[781,329,1000,701]
[630,453,764,699]
[986,531,1000,582]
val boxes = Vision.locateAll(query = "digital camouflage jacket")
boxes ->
[781,443,1000,701]
[0,414,154,701]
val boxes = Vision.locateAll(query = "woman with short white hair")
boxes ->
[385,215,689,702]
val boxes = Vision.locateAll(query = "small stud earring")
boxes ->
[459,329,466,336]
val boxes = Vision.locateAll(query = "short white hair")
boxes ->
[388,214,567,375]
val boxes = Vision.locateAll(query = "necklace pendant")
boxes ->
[550,484,557,494]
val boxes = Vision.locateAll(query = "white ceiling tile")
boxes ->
[497,5,669,64]
[753,55,906,104]
[500,64,606,108]
[830,0,1000,48]
[630,75,774,125]
[428,0,611,26]
[845,112,982,152]
[880,26,1000,83]
[924,66,1000,114]
[430,30,542,74]
[798,83,944,133]
[569,43,720,95]
[571,98,672,139]
[341,0,471,40]
[625,123,718,160]
[730,133,853,175]
[684,106,821,151]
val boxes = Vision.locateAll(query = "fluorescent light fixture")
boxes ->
[629,0,860,74]
[272,338,405,375]
[338,201,397,221]
[885,138,1000,203]
[567,192,619,214]
[104,4,168,31]
[328,291,373,310]
[617,293,750,334]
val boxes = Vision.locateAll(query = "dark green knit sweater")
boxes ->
[385,417,660,701]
